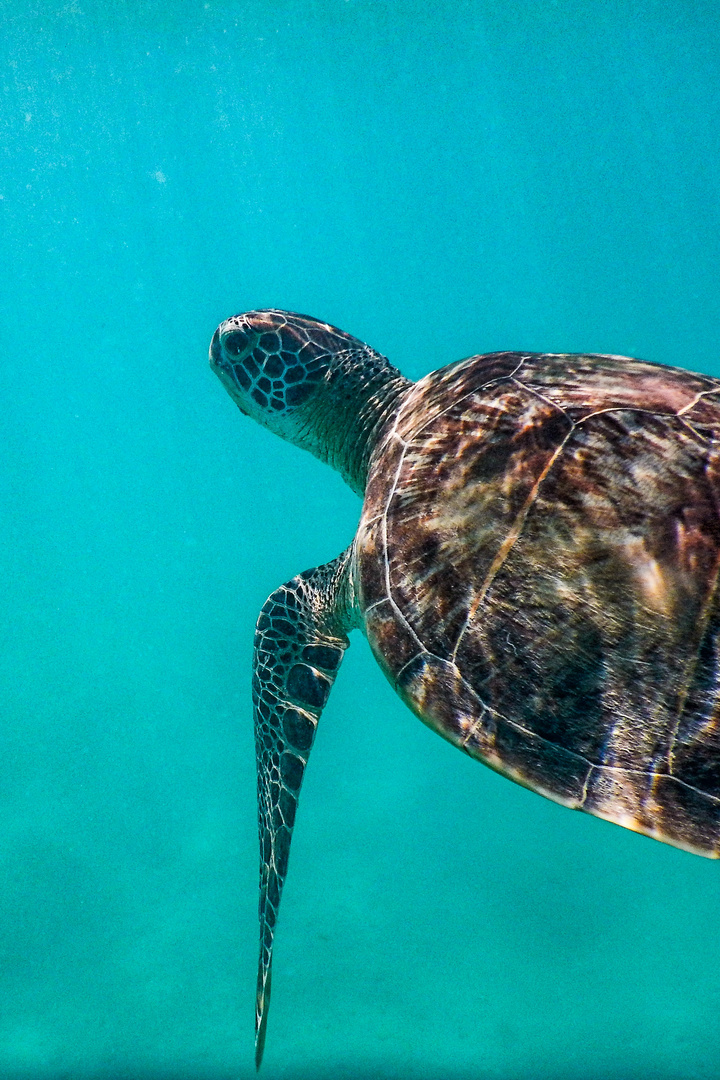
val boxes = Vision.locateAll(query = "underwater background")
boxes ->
[2,1,720,1077]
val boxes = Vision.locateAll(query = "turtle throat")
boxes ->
[308,352,411,497]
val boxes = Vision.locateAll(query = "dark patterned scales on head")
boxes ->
[210,312,333,412]
[210,310,720,1067]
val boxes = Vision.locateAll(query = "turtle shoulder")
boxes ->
[355,349,720,856]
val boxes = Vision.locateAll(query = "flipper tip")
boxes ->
[255,967,271,1070]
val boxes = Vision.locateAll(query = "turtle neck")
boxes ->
[306,348,412,497]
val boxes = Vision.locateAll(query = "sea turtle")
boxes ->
[209,309,720,1066]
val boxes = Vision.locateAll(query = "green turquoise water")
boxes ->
[2,2,720,1077]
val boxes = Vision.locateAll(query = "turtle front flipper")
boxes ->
[252,549,356,1068]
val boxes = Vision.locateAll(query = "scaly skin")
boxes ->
[210,310,720,1067]
[251,550,357,1067]
[211,311,400,1066]
[210,309,408,495]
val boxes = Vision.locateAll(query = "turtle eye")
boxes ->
[222,329,251,357]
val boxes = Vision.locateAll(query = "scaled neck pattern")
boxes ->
[308,348,411,496]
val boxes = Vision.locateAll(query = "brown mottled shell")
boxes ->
[355,350,720,857]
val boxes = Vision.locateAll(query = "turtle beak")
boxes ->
[209,328,224,371]
[209,330,246,414]
[209,329,248,416]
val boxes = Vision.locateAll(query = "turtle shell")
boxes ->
[355,350,720,857]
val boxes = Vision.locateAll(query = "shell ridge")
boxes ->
[578,767,593,808]
[574,404,705,426]
[403,353,528,444]
[510,376,573,422]
[676,415,709,443]
[678,386,720,417]
[450,423,576,664]
[394,649,430,685]
[591,763,720,806]
[374,407,427,657]
[445,658,595,778]
[364,596,391,616]
[386,595,425,653]
[380,421,411,604]
[666,440,720,775]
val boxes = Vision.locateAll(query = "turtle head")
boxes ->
[210,309,345,433]
[210,309,409,494]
